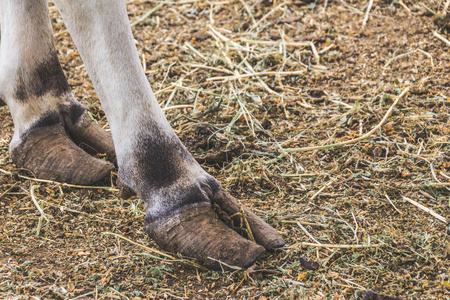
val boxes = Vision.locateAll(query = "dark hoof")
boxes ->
[211,189,285,250]
[66,114,116,163]
[146,202,266,270]
[11,123,114,185]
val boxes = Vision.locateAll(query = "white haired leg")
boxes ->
[54,0,284,269]
[0,0,115,184]
[54,0,204,208]
[0,0,71,138]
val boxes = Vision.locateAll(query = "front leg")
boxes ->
[55,0,284,269]
[0,0,115,185]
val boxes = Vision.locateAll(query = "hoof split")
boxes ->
[11,112,115,185]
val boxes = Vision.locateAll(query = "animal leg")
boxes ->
[54,0,284,269]
[0,0,115,185]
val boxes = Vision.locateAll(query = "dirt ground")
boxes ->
[1,0,450,299]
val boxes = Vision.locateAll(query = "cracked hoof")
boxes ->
[11,123,114,185]
[146,202,266,270]
[211,189,285,250]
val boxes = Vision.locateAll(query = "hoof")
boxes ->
[66,113,116,163]
[11,123,114,185]
[146,202,266,270]
[211,189,285,250]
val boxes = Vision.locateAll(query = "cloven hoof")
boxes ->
[211,189,285,250]
[66,113,116,164]
[11,120,115,185]
[146,202,267,270]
